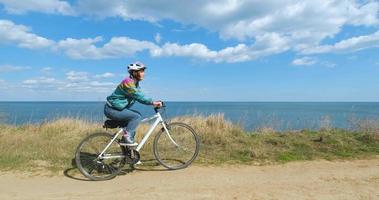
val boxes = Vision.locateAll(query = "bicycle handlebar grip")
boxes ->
[154,101,165,113]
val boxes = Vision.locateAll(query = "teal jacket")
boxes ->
[106,76,153,110]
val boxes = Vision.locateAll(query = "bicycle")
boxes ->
[74,102,200,181]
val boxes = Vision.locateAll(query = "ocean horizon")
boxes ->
[0,101,378,131]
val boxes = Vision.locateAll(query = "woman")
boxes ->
[104,62,162,146]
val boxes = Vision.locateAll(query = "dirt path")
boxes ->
[1,159,378,200]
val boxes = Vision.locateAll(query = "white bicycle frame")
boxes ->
[98,111,178,160]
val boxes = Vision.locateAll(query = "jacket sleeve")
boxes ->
[119,80,153,105]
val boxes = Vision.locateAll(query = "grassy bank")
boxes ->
[0,114,378,173]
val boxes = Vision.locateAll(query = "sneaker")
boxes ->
[119,135,138,146]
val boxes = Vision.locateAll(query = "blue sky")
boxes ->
[0,0,378,101]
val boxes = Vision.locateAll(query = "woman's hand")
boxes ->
[153,101,163,108]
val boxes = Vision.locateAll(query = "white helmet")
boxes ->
[128,62,146,73]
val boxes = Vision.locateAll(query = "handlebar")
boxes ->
[154,101,166,113]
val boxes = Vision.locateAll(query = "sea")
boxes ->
[0,102,378,131]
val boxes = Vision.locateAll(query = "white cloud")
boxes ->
[219,1,379,42]
[0,18,165,62]
[95,72,115,78]
[292,56,336,68]
[75,0,379,61]
[23,77,57,84]
[347,1,379,26]
[22,77,62,89]
[0,0,74,15]
[75,0,128,19]
[292,57,337,68]
[89,81,115,87]
[100,37,157,58]
[65,71,89,81]
[151,42,217,60]
[50,28,364,62]
[301,31,379,54]
[154,33,161,43]
[18,71,116,93]
[63,71,116,92]
[72,0,379,45]
[55,36,104,59]
[151,32,290,62]
[0,64,31,72]
[56,36,157,59]
[1,0,379,63]
[3,0,377,43]
[59,80,115,92]
[151,42,256,63]
[0,19,54,49]
[321,61,336,68]
[292,57,317,66]
[42,67,52,71]
[245,32,290,59]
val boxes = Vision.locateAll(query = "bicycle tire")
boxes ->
[75,132,125,181]
[153,122,200,170]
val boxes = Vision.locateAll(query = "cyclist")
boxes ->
[104,61,162,146]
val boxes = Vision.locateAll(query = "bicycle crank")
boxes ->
[123,147,140,164]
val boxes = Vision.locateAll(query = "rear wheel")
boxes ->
[153,122,200,169]
[75,132,125,181]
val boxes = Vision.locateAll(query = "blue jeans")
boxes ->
[104,104,142,139]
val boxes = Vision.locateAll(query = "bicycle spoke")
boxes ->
[88,142,101,154]
[87,162,96,174]
[81,157,95,166]
[154,122,199,170]
[75,132,125,180]
[80,153,97,160]
[105,164,116,174]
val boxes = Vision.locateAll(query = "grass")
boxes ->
[0,114,378,173]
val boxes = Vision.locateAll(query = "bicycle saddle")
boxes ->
[103,120,128,129]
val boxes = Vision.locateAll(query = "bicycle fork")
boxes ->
[161,121,180,147]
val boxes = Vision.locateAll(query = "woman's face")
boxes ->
[133,69,145,81]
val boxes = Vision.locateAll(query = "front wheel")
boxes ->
[75,132,125,181]
[153,122,200,170]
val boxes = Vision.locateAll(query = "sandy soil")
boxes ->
[0,159,378,200]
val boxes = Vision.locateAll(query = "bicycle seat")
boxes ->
[103,120,127,129]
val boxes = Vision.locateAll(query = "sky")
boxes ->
[0,0,378,102]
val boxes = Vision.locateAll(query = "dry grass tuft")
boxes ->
[0,114,378,173]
